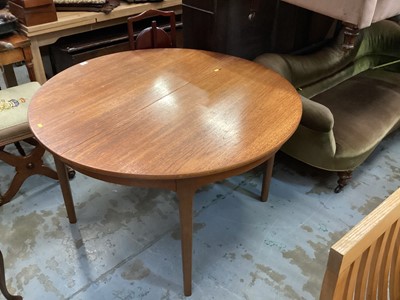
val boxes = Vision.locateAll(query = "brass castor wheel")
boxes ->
[67,167,76,180]
[334,184,344,193]
[335,171,352,193]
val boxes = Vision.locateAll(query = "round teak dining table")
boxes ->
[28,48,302,296]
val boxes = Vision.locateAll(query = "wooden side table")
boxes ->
[0,32,35,87]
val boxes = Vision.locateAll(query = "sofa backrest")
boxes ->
[254,20,400,98]
[281,0,400,29]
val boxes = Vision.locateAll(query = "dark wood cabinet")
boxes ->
[183,0,278,59]
[182,0,336,59]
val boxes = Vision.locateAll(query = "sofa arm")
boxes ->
[254,53,292,82]
[300,95,334,132]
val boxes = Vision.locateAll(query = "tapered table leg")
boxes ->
[176,180,196,297]
[54,156,77,224]
[261,154,275,202]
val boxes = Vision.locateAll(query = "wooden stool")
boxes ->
[0,32,35,87]
[0,33,76,205]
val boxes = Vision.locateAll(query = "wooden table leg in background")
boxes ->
[29,38,47,84]
[176,179,196,297]
[261,153,276,202]
[53,156,77,224]
[2,65,18,87]
[21,45,35,82]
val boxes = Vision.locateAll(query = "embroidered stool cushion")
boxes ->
[0,81,40,145]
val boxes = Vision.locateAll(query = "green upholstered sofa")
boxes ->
[254,19,400,192]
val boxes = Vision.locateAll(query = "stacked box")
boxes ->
[8,0,57,26]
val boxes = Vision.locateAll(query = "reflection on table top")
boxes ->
[29,48,301,180]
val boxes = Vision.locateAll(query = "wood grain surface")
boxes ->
[29,48,301,179]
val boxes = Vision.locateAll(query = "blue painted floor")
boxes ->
[1,65,400,300]
[1,129,399,299]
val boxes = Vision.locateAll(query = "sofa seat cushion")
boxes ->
[0,82,41,145]
[311,69,400,160]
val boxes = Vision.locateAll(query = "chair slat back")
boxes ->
[127,9,176,50]
[320,188,400,299]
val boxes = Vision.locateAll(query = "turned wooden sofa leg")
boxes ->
[342,22,360,50]
[335,171,353,193]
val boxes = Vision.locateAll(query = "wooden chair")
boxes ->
[0,36,60,205]
[0,250,22,300]
[0,85,60,206]
[127,9,176,50]
[320,188,400,299]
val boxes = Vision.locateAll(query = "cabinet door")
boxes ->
[183,0,277,59]
[182,0,216,53]
[183,0,335,58]
[215,0,277,59]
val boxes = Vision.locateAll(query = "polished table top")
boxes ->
[29,48,301,180]
[28,48,301,296]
